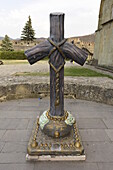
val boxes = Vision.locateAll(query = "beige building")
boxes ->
[0,38,46,51]
[68,37,94,61]
[93,0,113,66]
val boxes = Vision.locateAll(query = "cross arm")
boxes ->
[25,40,52,65]
[61,42,88,66]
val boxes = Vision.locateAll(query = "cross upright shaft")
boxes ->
[49,13,65,117]
[25,12,88,138]
[25,12,88,119]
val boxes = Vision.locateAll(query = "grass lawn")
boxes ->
[2,60,48,65]
[2,60,28,65]
[14,66,113,79]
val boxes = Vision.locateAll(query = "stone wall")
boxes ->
[93,0,113,66]
[0,76,113,105]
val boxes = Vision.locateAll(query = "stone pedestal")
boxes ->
[26,113,85,161]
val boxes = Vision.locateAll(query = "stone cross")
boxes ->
[25,12,87,120]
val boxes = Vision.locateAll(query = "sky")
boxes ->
[0,0,101,39]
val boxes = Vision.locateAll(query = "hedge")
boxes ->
[0,51,26,60]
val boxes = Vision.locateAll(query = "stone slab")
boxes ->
[27,119,36,129]
[83,141,113,162]
[2,142,27,153]
[0,130,6,140]
[34,162,98,170]
[103,118,113,128]
[79,129,110,142]
[0,164,34,170]
[0,153,26,163]
[97,163,113,170]
[26,154,86,161]
[2,130,31,142]
[0,142,4,152]
[105,129,113,141]
[0,110,39,119]
[77,118,106,129]
[0,119,29,130]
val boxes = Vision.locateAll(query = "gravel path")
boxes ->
[0,61,80,77]
[0,62,49,77]
[0,61,113,78]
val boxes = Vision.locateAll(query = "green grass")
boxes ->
[13,67,113,79]
[2,60,28,65]
[64,67,112,78]
[2,60,48,65]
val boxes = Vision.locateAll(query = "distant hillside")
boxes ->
[0,34,95,43]
[0,36,13,40]
[0,37,4,40]
[70,33,95,43]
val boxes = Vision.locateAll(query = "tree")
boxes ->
[21,16,35,41]
[1,35,14,51]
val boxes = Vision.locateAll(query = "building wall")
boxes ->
[68,38,94,60]
[0,39,45,51]
[93,0,113,66]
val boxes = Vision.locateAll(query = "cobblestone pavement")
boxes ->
[0,98,113,170]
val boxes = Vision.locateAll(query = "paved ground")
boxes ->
[0,61,49,77]
[0,98,113,170]
[0,61,112,78]
[0,61,77,77]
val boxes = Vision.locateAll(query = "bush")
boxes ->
[0,51,26,60]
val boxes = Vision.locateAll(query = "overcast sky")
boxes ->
[0,0,101,38]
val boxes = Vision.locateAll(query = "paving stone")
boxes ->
[83,141,113,162]
[0,153,26,163]
[8,105,40,111]
[0,119,29,130]
[103,118,113,128]
[64,100,113,119]
[0,130,6,140]
[75,110,113,119]
[2,130,31,142]
[0,110,39,119]
[0,163,34,170]
[2,142,27,153]
[79,129,110,141]
[97,163,113,170]
[38,103,50,111]
[105,129,113,141]
[34,162,98,170]
[0,119,13,129]
[0,142,4,152]
[27,119,35,129]
[16,119,29,130]
[0,98,113,168]
[65,99,113,113]
[77,118,106,129]
[0,98,40,107]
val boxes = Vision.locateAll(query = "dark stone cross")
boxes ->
[25,12,87,115]
[25,13,87,138]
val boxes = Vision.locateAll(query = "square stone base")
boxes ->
[26,117,85,161]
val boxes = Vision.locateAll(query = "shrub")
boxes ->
[0,51,26,60]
